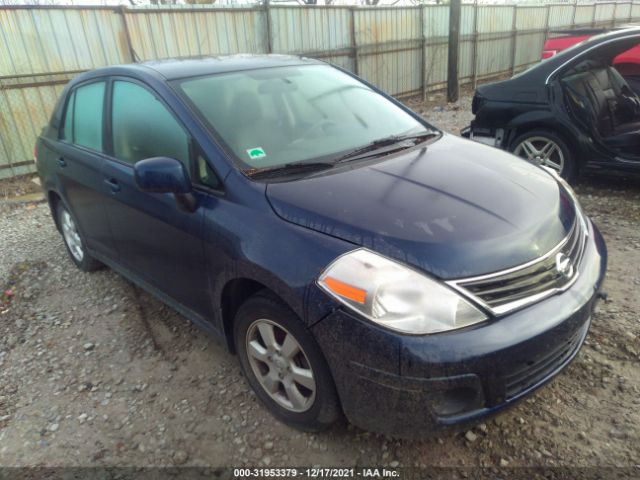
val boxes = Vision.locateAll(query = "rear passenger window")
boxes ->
[61,81,105,151]
[111,81,190,166]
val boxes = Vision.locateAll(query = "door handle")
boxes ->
[104,178,121,193]
[57,157,67,168]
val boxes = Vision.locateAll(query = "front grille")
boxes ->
[504,320,588,399]
[449,214,587,315]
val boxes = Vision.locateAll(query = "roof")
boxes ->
[515,26,640,80]
[475,26,640,101]
[550,24,640,36]
[138,54,322,80]
[68,54,326,95]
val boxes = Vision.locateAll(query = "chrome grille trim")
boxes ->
[447,212,588,316]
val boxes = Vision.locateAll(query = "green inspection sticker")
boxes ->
[247,147,266,160]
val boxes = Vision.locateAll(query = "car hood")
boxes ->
[266,134,576,279]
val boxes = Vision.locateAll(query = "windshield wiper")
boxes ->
[334,131,438,163]
[245,131,438,179]
[246,161,335,179]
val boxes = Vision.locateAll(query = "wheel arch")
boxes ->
[504,114,585,164]
[213,240,342,354]
[47,189,63,232]
[219,277,289,354]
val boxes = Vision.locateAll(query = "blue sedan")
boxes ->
[35,55,606,437]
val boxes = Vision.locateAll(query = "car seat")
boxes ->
[562,66,640,153]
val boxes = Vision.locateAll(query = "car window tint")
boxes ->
[61,90,76,142]
[112,81,189,166]
[73,82,105,151]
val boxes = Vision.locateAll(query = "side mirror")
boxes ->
[134,157,198,212]
[134,157,191,194]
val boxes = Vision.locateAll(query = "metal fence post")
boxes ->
[471,0,478,90]
[447,0,461,103]
[509,5,517,77]
[571,0,577,28]
[118,5,137,63]
[612,1,618,27]
[265,0,273,54]
[350,7,358,75]
[591,3,597,27]
[420,5,426,101]
[544,3,551,44]
[0,85,18,178]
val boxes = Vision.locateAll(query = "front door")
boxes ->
[101,78,212,318]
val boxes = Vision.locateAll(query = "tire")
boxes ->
[234,291,341,432]
[56,202,102,272]
[510,130,577,182]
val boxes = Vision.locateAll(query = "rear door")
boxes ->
[53,80,117,259]
[101,78,212,318]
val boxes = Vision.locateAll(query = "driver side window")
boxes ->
[111,81,190,167]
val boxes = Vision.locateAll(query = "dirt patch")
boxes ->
[0,174,40,201]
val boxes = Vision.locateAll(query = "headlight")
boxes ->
[317,249,488,334]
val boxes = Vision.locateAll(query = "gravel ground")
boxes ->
[0,94,639,475]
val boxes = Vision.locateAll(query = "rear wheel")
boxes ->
[56,203,102,272]
[510,130,577,182]
[234,291,341,431]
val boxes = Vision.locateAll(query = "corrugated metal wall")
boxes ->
[0,7,132,178]
[125,8,267,60]
[270,6,353,70]
[514,6,547,72]
[355,7,423,96]
[1,2,640,179]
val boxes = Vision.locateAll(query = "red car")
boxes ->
[543,26,640,94]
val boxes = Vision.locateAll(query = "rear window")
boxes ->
[61,81,105,152]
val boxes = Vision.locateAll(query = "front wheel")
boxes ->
[234,291,341,431]
[510,130,577,182]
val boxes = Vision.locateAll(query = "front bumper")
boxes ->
[311,220,607,437]
[461,125,505,148]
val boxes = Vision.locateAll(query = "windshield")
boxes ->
[176,64,434,171]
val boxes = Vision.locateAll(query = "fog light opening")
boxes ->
[431,387,484,417]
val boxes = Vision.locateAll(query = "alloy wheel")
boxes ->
[61,209,84,262]
[513,136,565,174]
[245,319,316,413]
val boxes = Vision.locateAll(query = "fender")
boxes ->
[197,178,357,350]
[503,110,591,158]
[208,224,354,331]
